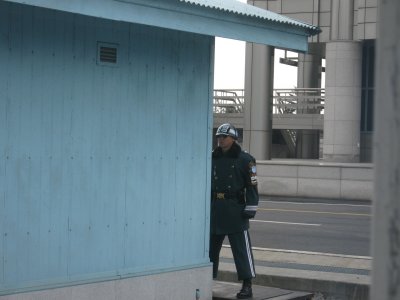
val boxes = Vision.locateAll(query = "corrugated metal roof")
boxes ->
[180,0,320,34]
[3,0,319,51]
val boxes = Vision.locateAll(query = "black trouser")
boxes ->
[209,230,256,280]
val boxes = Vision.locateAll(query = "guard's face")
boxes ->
[217,135,235,152]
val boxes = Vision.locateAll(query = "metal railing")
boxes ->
[213,88,325,115]
[213,89,244,114]
[273,88,325,115]
[280,129,297,157]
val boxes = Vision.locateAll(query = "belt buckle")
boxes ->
[216,193,225,200]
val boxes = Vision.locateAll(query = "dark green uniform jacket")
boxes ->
[211,142,259,235]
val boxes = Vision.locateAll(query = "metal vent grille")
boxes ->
[97,42,119,66]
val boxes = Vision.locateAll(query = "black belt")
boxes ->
[212,191,244,200]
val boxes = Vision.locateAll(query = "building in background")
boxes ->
[215,0,376,162]
[0,0,317,299]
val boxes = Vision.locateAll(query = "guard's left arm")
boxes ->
[242,159,259,219]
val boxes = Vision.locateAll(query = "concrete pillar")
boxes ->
[323,41,362,162]
[323,0,361,162]
[297,43,322,89]
[330,0,354,40]
[243,43,274,160]
[371,0,400,299]
[296,43,323,159]
[243,0,274,160]
[295,131,320,159]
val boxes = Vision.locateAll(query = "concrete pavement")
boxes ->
[213,281,313,300]
[215,245,371,299]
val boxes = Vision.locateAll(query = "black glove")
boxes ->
[242,210,256,219]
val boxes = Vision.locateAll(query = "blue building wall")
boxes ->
[0,2,212,293]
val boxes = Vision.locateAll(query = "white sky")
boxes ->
[213,37,299,90]
[213,0,298,90]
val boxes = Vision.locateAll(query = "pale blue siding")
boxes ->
[0,2,212,293]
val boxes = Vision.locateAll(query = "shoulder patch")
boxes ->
[248,161,258,186]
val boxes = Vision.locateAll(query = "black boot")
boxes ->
[236,278,253,299]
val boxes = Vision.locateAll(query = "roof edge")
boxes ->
[179,0,321,36]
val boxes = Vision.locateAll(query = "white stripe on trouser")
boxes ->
[244,230,256,277]
[245,205,258,211]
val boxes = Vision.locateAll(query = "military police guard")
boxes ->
[210,123,259,299]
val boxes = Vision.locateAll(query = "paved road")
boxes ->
[247,196,371,257]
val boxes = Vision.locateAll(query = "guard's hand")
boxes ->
[242,210,256,219]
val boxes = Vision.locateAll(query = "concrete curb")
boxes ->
[217,247,371,299]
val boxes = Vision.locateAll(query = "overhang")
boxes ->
[2,0,320,52]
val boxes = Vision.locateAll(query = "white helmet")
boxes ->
[216,123,238,140]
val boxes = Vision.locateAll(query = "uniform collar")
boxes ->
[212,142,241,158]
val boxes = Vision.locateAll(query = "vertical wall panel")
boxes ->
[0,1,213,293]
[0,3,8,288]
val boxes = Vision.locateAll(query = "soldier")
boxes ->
[210,123,259,299]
